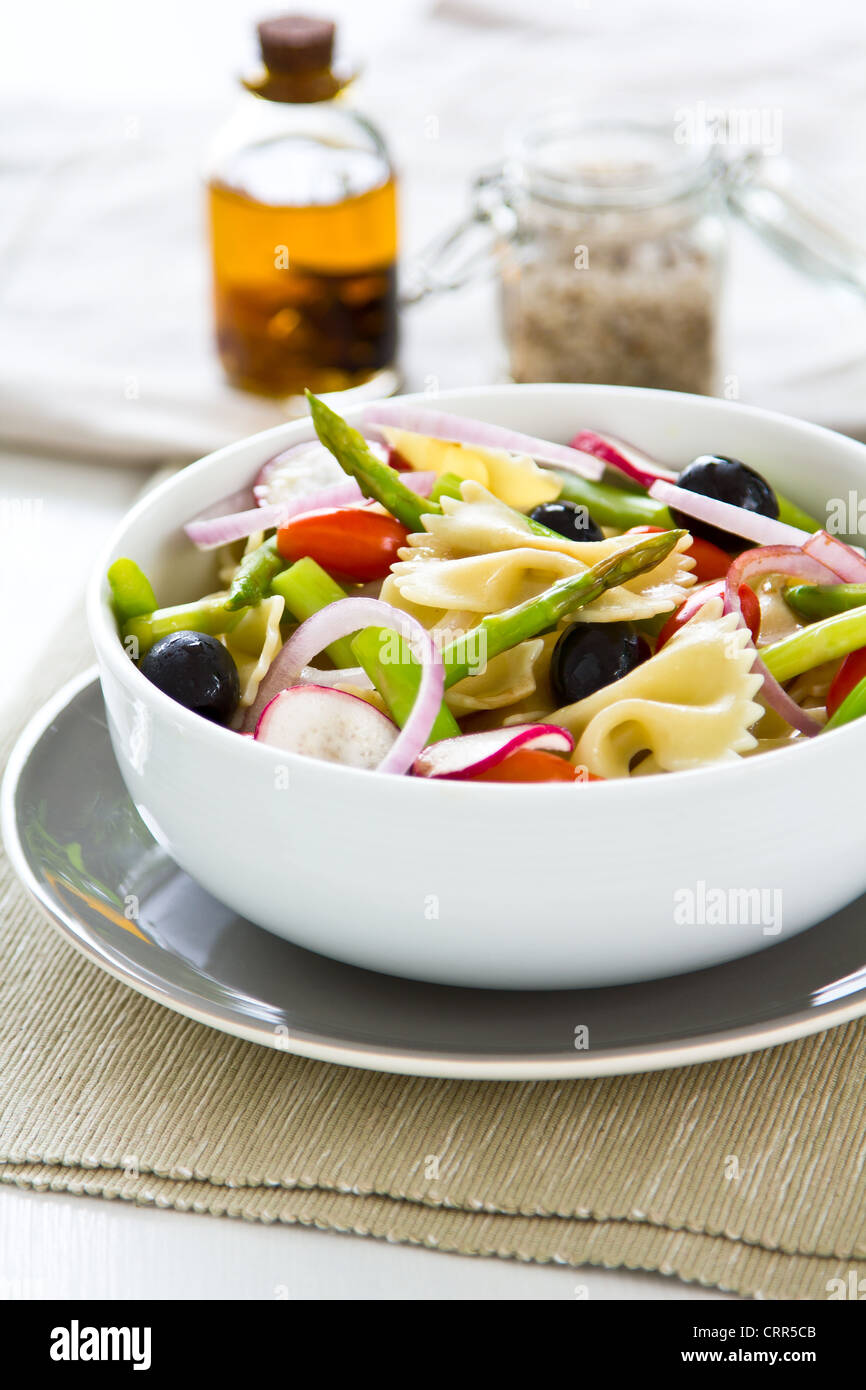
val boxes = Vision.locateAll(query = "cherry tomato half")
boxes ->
[827,647,866,720]
[688,536,732,583]
[657,580,724,648]
[276,507,409,582]
[738,584,762,643]
[470,749,602,783]
[656,580,761,649]
[626,525,731,584]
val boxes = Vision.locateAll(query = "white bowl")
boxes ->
[88,385,866,989]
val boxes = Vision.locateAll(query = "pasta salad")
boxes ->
[106,395,866,783]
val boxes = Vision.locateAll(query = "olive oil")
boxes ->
[206,15,399,398]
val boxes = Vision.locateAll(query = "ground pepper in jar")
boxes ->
[497,123,725,395]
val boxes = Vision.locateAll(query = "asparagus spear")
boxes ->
[107,558,157,625]
[122,599,246,657]
[762,607,866,684]
[272,558,357,668]
[429,472,465,504]
[352,627,461,740]
[226,535,285,611]
[776,493,823,534]
[306,390,440,531]
[551,472,674,530]
[441,528,686,685]
[784,583,866,622]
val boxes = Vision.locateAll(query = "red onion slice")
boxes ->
[568,430,678,488]
[362,404,604,480]
[185,484,358,549]
[650,480,809,549]
[412,723,574,780]
[803,530,866,581]
[275,598,444,775]
[185,474,435,550]
[187,484,259,524]
[723,546,840,737]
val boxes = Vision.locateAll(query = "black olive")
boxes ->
[529,500,604,544]
[550,622,647,706]
[140,631,240,724]
[669,455,779,550]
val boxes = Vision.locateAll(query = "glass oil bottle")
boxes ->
[207,14,399,399]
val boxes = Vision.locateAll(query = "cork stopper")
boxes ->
[257,15,336,74]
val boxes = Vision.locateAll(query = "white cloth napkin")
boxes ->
[0,106,290,465]
[1,0,865,467]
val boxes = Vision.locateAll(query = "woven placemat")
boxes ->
[1,616,863,1299]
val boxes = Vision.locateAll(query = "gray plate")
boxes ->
[3,670,866,1079]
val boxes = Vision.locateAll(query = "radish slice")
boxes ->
[649,480,808,549]
[253,441,344,504]
[254,439,391,506]
[255,686,398,769]
[276,598,444,775]
[412,724,574,780]
[723,546,840,737]
[185,474,436,549]
[241,653,374,736]
[568,430,678,488]
[803,530,866,581]
[362,404,604,480]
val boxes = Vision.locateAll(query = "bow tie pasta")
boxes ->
[389,482,694,622]
[221,594,285,711]
[445,636,549,716]
[551,601,764,777]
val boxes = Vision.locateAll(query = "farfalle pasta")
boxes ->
[387,482,694,623]
[446,637,549,716]
[222,594,285,710]
[550,602,764,778]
